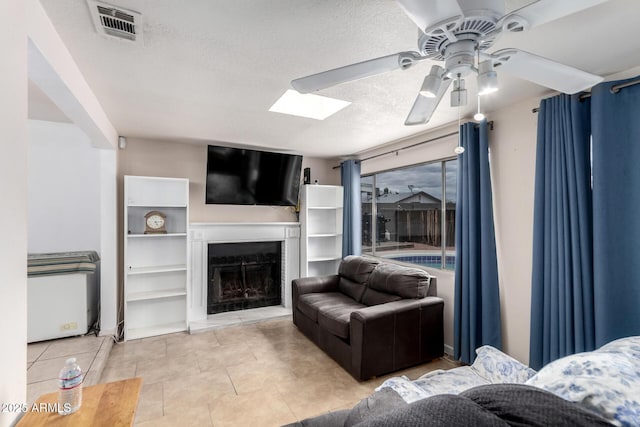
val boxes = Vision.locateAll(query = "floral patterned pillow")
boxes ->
[378,366,492,403]
[413,366,491,397]
[471,345,537,384]
[599,336,640,360]
[525,350,640,427]
[375,375,431,403]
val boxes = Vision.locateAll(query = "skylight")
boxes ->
[269,90,350,120]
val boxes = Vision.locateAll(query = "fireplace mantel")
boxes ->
[188,222,300,325]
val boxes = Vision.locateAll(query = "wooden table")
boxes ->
[17,377,142,427]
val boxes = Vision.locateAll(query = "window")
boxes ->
[362,158,457,270]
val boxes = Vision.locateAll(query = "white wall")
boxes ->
[302,156,341,187]
[360,126,459,175]
[27,120,119,336]
[99,149,118,336]
[0,1,28,425]
[28,120,101,252]
[489,98,540,364]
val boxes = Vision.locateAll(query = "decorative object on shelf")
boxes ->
[144,210,167,234]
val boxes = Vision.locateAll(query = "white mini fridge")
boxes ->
[27,252,100,343]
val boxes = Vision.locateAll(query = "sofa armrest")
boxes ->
[292,275,339,309]
[351,297,444,323]
[292,275,339,296]
[350,297,444,380]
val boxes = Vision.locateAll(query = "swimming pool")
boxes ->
[382,254,456,270]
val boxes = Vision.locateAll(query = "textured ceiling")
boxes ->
[35,0,640,157]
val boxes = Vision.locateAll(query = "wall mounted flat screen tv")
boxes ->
[205,145,303,206]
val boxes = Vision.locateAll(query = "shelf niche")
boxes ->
[124,176,189,341]
[300,185,344,278]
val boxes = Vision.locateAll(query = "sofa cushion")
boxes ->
[368,263,430,299]
[297,292,356,323]
[361,288,403,306]
[339,255,380,283]
[338,277,367,302]
[318,301,366,340]
[337,256,379,301]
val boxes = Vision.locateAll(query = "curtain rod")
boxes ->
[531,77,640,113]
[332,120,494,169]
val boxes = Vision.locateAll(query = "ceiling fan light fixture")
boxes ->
[419,66,444,98]
[450,78,467,107]
[477,60,499,95]
[290,0,606,127]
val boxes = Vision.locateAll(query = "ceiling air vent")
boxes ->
[87,0,143,43]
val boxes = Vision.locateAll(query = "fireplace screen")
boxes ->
[207,241,281,314]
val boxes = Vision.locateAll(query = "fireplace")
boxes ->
[188,222,299,327]
[207,241,282,314]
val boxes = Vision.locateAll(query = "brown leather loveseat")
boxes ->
[292,255,444,381]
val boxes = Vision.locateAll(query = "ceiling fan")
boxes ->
[291,0,606,125]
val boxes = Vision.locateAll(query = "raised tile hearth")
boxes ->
[189,305,292,333]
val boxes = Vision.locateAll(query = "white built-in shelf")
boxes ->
[125,322,187,341]
[127,264,187,275]
[300,185,344,277]
[127,203,188,208]
[127,289,187,302]
[309,233,341,238]
[309,256,342,262]
[127,233,187,238]
[124,175,189,341]
[307,206,342,211]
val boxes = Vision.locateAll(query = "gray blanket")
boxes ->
[285,384,613,427]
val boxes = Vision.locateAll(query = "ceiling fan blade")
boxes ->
[405,77,451,126]
[395,0,463,33]
[491,48,603,94]
[291,51,422,94]
[503,0,610,30]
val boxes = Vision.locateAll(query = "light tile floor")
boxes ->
[26,334,113,404]
[102,317,460,427]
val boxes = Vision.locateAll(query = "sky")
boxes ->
[363,159,458,202]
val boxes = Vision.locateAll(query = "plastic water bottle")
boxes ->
[58,357,83,415]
